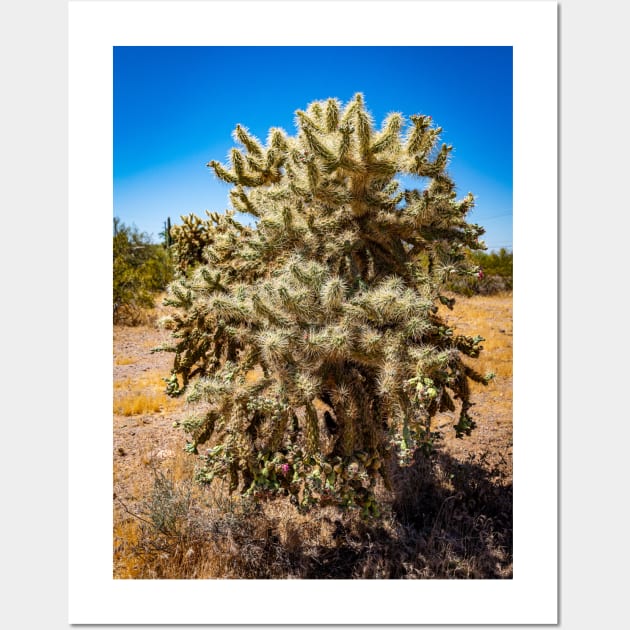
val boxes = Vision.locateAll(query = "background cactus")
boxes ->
[161,94,489,512]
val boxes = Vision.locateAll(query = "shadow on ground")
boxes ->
[116,445,512,579]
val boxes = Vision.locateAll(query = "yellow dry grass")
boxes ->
[113,518,142,578]
[114,354,137,366]
[440,292,512,399]
[114,373,178,416]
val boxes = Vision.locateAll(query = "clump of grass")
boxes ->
[114,354,138,366]
[114,392,169,416]
[114,373,177,416]
[113,517,143,578]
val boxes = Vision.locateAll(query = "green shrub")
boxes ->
[113,218,174,324]
[446,248,512,295]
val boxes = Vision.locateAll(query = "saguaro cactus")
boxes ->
[163,94,488,513]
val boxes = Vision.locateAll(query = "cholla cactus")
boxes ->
[163,94,488,514]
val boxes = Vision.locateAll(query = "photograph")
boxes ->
[112,45,514,580]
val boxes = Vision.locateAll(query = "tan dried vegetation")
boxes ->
[113,292,512,579]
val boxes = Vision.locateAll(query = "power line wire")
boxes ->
[474,212,512,221]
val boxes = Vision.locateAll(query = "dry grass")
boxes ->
[443,292,512,375]
[114,354,137,366]
[114,373,178,416]
[114,450,511,579]
[440,293,513,438]
[113,292,512,579]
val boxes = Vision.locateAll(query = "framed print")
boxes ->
[69,1,557,624]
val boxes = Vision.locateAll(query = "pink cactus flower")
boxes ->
[281,463,290,476]
[477,269,484,279]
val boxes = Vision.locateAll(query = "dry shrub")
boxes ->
[114,303,153,327]
[114,450,512,579]
[114,295,170,328]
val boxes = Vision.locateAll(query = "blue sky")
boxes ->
[114,46,512,251]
